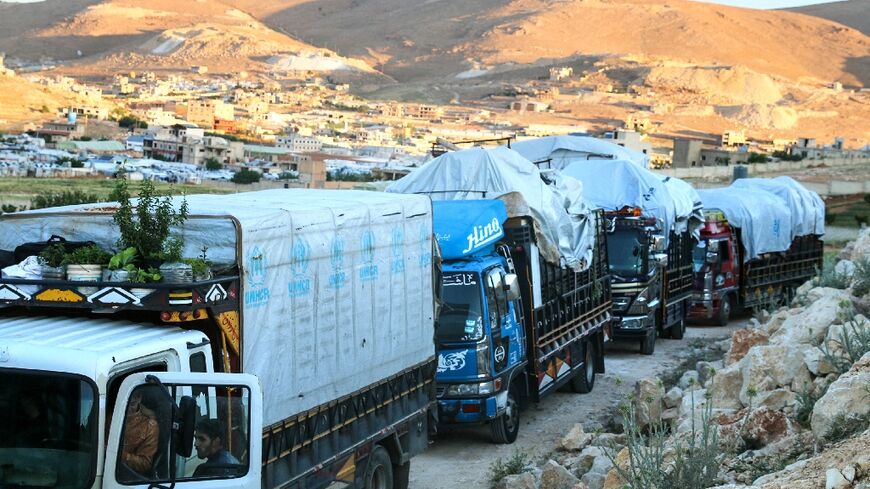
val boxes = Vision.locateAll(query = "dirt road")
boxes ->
[409,320,744,489]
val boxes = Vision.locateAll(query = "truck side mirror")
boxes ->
[503,273,521,302]
[175,395,197,458]
[653,253,668,267]
[651,235,666,252]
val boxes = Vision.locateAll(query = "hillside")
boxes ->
[238,0,870,87]
[0,72,90,128]
[788,0,870,36]
[0,0,379,77]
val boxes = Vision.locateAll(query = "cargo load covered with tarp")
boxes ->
[0,189,436,427]
[731,177,825,238]
[697,187,794,261]
[560,159,683,246]
[662,176,705,237]
[387,146,595,271]
[510,135,650,169]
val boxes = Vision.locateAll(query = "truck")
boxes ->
[388,147,611,443]
[0,189,436,489]
[689,177,824,325]
[557,161,701,355]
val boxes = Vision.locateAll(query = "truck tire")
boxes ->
[670,317,686,340]
[640,331,656,355]
[393,461,411,489]
[570,342,596,394]
[715,296,732,327]
[490,386,520,444]
[365,446,393,489]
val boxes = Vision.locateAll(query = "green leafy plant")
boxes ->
[231,169,261,184]
[183,258,210,279]
[853,257,870,297]
[112,176,188,262]
[818,302,870,375]
[795,382,828,429]
[62,245,111,266]
[108,247,137,271]
[31,189,102,210]
[488,449,532,489]
[814,256,851,290]
[129,267,162,284]
[38,243,67,268]
[161,235,184,263]
[204,157,223,171]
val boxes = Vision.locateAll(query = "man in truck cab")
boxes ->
[119,387,161,479]
[193,419,241,477]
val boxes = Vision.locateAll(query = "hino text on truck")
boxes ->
[0,189,437,489]
[389,146,612,443]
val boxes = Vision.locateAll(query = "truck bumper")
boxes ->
[611,314,654,341]
[437,396,500,424]
[688,298,717,321]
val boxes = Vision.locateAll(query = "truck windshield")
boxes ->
[693,241,709,273]
[438,272,485,343]
[0,370,97,488]
[608,228,646,277]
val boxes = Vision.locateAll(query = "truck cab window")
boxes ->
[439,272,484,342]
[0,369,97,489]
[189,352,207,373]
[117,383,251,484]
[486,270,505,323]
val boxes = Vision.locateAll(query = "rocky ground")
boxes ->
[463,227,870,489]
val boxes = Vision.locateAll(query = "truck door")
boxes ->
[485,269,524,377]
[103,372,262,489]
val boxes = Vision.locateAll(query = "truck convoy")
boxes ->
[388,147,612,443]
[689,177,824,324]
[0,189,436,489]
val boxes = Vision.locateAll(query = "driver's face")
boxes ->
[195,432,217,459]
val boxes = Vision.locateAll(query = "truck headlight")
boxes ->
[446,379,502,397]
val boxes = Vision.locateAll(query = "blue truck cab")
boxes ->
[433,199,612,443]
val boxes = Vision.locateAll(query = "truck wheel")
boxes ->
[670,317,686,340]
[715,296,732,326]
[392,461,411,489]
[570,342,596,394]
[365,446,393,489]
[640,331,656,355]
[490,387,520,444]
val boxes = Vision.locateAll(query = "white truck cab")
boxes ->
[0,316,263,489]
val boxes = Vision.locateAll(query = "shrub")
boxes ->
[112,177,188,262]
[204,157,223,171]
[854,258,870,297]
[489,449,532,488]
[819,302,870,375]
[231,169,261,184]
[815,256,850,290]
[604,390,721,489]
[795,382,828,429]
[38,243,67,268]
[62,245,111,266]
[31,189,102,210]
[826,412,870,445]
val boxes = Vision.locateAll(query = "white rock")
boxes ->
[803,346,838,376]
[679,370,700,390]
[738,344,810,406]
[812,352,870,441]
[769,288,849,346]
[540,460,579,489]
[826,468,850,489]
[664,386,683,409]
[559,423,593,451]
[495,472,536,489]
[843,464,856,482]
[634,377,664,430]
[581,472,605,489]
[835,260,856,278]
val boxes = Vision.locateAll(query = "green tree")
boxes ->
[204,158,223,171]
[31,190,102,209]
[118,115,147,129]
[747,152,768,163]
[231,169,261,184]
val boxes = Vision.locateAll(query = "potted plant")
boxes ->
[63,245,111,294]
[183,246,212,282]
[107,247,137,282]
[158,235,193,283]
[128,266,161,298]
[112,175,188,266]
[38,243,66,280]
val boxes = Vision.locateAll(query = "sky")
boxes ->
[0,0,848,5]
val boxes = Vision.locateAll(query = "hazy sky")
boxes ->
[0,0,847,5]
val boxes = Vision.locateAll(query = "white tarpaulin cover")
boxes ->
[0,189,436,426]
[510,135,650,169]
[697,187,793,261]
[773,176,825,236]
[386,146,595,271]
[662,176,705,237]
[560,159,682,246]
[732,177,825,237]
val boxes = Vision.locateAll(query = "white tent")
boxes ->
[510,135,650,169]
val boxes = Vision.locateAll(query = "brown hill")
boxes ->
[788,0,870,36]
[0,73,89,128]
[240,0,869,87]
[0,0,377,76]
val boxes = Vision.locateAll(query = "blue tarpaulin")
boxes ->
[433,200,508,260]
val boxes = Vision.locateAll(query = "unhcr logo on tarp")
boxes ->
[359,231,379,282]
[244,245,270,308]
[462,217,503,254]
[288,238,311,297]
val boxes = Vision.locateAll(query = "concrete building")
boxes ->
[720,130,747,148]
[611,130,652,155]
[549,67,573,81]
[276,133,322,153]
[672,138,703,168]
[699,148,750,166]
[510,100,549,113]
[186,99,234,129]
[142,125,241,165]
